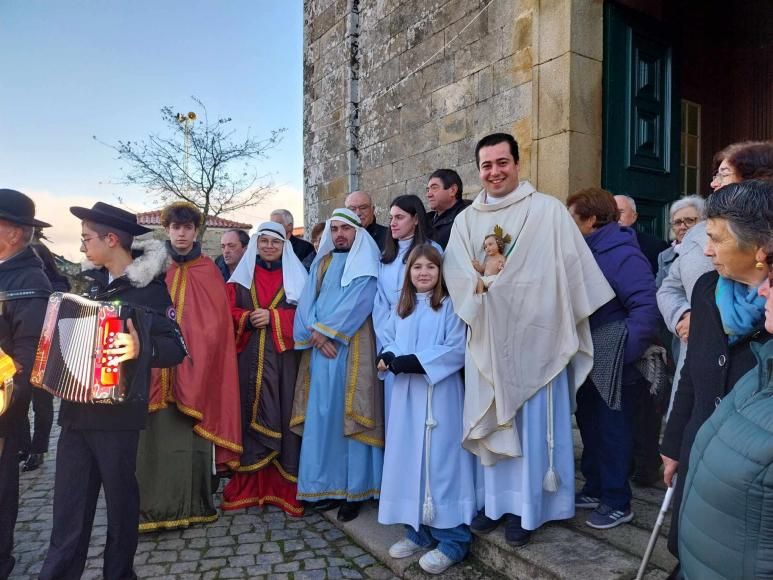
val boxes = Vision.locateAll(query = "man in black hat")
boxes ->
[0,189,53,580]
[40,202,187,580]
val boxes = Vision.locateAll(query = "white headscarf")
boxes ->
[312,207,379,286]
[228,221,309,304]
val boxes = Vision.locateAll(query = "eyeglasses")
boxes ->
[346,204,371,212]
[713,169,735,180]
[670,217,699,228]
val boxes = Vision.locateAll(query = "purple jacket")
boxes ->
[585,223,661,371]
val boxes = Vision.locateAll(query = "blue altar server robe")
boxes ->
[378,294,476,530]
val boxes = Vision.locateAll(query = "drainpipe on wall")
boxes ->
[345,0,360,194]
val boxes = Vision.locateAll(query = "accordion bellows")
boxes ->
[0,348,15,417]
[31,292,127,404]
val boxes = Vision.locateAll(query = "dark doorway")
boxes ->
[602,0,773,239]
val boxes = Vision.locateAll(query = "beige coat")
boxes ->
[444,181,614,465]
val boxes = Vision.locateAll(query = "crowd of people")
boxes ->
[0,134,772,580]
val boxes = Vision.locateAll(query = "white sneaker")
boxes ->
[418,549,455,574]
[388,537,424,559]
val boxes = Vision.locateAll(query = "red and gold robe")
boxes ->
[148,255,243,470]
[221,261,303,516]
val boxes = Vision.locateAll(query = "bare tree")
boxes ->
[97,96,285,238]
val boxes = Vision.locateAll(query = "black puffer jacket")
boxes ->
[0,247,53,437]
[58,239,187,431]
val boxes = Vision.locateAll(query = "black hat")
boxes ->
[0,189,51,228]
[70,202,151,235]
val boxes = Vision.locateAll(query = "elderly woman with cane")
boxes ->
[658,180,773,578]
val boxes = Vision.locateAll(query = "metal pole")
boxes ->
[636,481,676,580]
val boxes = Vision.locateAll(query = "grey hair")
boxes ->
[19,225,35,246]
[669,195,705,219]
[270,209,294,227]
[615,194,637,213]
[705,180,773,249]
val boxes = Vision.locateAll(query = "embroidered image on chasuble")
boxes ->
[291,252,384,501]
[138,254,242,531]
[221,263,304,516]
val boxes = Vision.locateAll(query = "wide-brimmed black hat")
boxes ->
[70,202,151,235]
[0,189,51,228]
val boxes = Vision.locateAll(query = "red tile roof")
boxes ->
[137,210,252,229]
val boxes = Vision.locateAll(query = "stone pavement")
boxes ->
[10,416,401,580]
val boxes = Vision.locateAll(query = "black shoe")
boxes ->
[337,501,361,522]
[504,515,532,547]
[17,451,28,464]
[21,453,43,472]
[312,498,343,512]
[470,510,502,534]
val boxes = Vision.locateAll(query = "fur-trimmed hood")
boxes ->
[81,238,171,289]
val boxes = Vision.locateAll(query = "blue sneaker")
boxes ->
[574,493,600,509]
[585,504,633,529]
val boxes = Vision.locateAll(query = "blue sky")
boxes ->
[0,1,303,258]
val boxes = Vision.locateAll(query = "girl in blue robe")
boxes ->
[377,244,476,575]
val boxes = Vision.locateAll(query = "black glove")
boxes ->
[376,351,396,368]
[389,354,425,375]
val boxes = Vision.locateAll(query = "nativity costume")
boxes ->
[221,222,309,516]
[137,241,242,532]
[291,209,384,504]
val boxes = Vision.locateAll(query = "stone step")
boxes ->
[320,492,675,580]
[319,423,677,578]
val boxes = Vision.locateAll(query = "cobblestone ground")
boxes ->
[11,420,396,580]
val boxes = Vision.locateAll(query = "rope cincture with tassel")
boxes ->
[542,380,560,493]
[422,382,437,524]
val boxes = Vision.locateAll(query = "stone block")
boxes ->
[511,9,533,53]
[361,56,401,97]
[471,98,495,135]
[536,52,570,138]
[399,96,432,131]
[486,0,520,34]
[439,109,468,145]
[475,65,494,101]
[491,82,531,127]
[572,0,603,61]
[456,161,480,194]
[362,30,407,72]
[535,130,600,200]
[400,118,440,158]
[395,54,454,102]
[430,75,475,118]
[360,164,394,191]
[536,0,571,64]
[569,52,602,137]
[310,2,338,42]
[444,5,489,50]
[399,31,445,77]
[359,115,401,149]
[453,31,504,80]
[492,47,532,94]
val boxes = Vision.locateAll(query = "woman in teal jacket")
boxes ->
[678,179,773,580]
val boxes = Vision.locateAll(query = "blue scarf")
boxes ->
[715,276,766,345]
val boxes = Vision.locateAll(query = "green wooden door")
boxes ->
[603,2,680,239]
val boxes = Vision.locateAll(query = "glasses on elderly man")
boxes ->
[670,217,699,228]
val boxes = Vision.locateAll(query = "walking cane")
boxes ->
[635,480,676,580]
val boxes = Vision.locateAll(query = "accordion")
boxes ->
[0,348,15,417]
[31,292,128,404]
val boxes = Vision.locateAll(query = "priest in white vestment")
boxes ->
[444,133,614,546]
